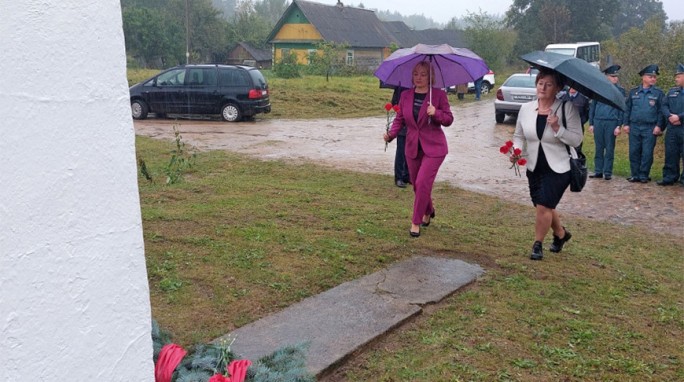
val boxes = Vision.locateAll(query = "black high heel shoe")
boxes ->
[421,211,436,227]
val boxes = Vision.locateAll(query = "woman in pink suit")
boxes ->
[384,61,454,237]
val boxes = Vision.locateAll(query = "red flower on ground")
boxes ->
[154,344,187,382]
[227,359,252,382]
[208,374,229,382]
[207,359,252,382]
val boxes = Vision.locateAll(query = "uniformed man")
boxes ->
[622,64,666,183]
[559,87,590,154]
[588,64,625,180]
[657,63,684,186]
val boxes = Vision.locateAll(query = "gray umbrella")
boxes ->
[520,51,626,111]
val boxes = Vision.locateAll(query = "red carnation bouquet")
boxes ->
[384,102,400,152]
[499,140,527,176]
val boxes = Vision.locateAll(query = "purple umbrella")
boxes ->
[374,44,490,102]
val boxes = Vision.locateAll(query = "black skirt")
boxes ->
[527,146,571,209]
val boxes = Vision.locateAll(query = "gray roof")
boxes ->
[236,42,272,62]
[381,21,420,46]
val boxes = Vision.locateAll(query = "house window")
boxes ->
[280,48,290,60]
[346,50,354,65]
[307,49,316,65]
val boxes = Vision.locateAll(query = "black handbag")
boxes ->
[560,101,587,192]
[566,145,588,192]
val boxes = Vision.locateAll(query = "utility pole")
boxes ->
[185,0,189,64]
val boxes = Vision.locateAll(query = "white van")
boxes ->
[545,42,601,68]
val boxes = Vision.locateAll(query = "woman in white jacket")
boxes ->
[513,68,583,260]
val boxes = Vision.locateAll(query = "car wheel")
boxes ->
[495,112,505,123]
[221,103,242,122]
[131,100,149,120]
[481,82,491,95]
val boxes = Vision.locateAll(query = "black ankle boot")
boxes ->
[549,227,572,253]
[530,241,543,260]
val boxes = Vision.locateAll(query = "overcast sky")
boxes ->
[316,0,683,24]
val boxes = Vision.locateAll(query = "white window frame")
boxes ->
[346,50,354,66]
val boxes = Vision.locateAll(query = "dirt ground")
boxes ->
[133,100,683,235]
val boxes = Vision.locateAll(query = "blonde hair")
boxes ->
[412,61,435,85]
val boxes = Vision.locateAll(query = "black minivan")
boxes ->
[129,64,271,122]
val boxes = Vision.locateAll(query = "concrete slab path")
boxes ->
[215,256,484,376]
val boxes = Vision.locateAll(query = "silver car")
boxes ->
[494,73,537,123]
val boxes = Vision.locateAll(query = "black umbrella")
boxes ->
[520,51,626,111]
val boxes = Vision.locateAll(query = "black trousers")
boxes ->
[394,134,410,182]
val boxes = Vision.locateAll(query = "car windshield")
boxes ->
[546,48,575,56]
[156,68,186,86]
[504,75,536,88]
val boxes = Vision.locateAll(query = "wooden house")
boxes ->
[266,0,467,71]
[226,42,273,69]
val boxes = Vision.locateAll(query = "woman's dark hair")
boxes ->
[535,68,564,89]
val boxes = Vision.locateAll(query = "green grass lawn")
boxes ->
[136,132,682,381]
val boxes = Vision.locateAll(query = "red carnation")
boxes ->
[499,140,526,177]
[208,375,228,382]
[155,344,187,382]
[383,102,398,152]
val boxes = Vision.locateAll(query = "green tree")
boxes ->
[253,0,288,25]
[538,1,571,42]
[505,0,618,57]
[603,17,682,89]
[462,10,517,72]
[122,0,231,66]
[505,0,548,55]
[306,41,349,80]
[565,0,618,41]
[612,0,667,37]
[211,0,237,19]
[229,0,273,49]
[273,50,301,78]
[167,0,230,63]
[122,6,185,67]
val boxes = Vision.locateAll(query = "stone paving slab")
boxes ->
[215,256,484,376]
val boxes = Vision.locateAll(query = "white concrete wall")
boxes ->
[0,1,154,380]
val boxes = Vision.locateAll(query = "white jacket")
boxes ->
[513,99,584,173]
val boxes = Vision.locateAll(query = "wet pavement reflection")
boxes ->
[134,101,682,235]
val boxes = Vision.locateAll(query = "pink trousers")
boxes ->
[406,151,445,225]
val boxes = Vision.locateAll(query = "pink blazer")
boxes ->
[388,88,454,159]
